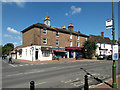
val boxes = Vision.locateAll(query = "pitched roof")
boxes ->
[89,35,112,44]
[21,23,88,37]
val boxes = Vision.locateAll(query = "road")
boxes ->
[2,58,119,89]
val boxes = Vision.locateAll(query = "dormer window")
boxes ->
[43,29,47,35]
[70,34,72,39]
[77,36,79,40]
[56,31,59,37]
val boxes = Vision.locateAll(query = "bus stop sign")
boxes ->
[112,44,118,60]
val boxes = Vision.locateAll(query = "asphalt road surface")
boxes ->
[2,58,119,89]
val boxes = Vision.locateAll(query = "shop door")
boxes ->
[35,51,38,60]
[69,51,73,58]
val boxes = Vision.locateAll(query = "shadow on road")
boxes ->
[80,68,113,88]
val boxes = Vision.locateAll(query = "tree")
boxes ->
[83,40,97,59]
[0,45,2,57]
[2,43,14,56]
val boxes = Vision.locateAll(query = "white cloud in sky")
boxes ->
[65,13,68,16]
[7,27,20,34]
[4,34,13,38]
[20,40,22,43]
[1,0,26,7]
[13,42,18,47]
[71,6,82,15]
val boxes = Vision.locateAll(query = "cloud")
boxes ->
[1,0,26,8]
[7,27,20,34]
[4,34,13,38]
[65,13,68,16]
[20,40,22,43]
[14,36,21,40]
[13,42,18,46]
[71,6,82,15]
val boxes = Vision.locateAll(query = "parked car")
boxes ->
[107,55,112,60]
[97,55,107,60]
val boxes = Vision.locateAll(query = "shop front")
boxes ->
[65,47,84,58]
[52,47,66,58]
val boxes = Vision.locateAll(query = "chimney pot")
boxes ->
[68,23,74,31]
[101,32,104,38]
[62,25,66,29]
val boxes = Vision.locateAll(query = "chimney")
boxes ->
[68,23,73,31]
[62,25,66,29]
[101,32,104,38]
[78,30,80,33]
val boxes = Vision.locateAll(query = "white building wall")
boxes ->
[95,43,112,56]
[17,45,52,61]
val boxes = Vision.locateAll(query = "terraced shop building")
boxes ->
[16,16,88,61]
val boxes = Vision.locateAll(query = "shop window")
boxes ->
[26,49,27,56]
[56,31,59,37]
[70,34,72,39]
[42,51,50,57]
[77,36,79,40]
[56,40,59,46]
[43,38,47,44]
[43,29,47,35]
[70,41,72,47]
[77,42,79,47]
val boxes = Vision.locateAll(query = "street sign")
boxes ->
[106,19,113,29]
[112,44,118,60]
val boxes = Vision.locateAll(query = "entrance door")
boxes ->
[35,51,38,60]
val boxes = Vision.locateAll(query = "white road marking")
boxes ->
[25,64,29,66]
[35,82,47,86]
[31,64,33,65]
[7,70,45,77]
[3,60,7,63]
[9,64,16,67]
[19,65,23,66]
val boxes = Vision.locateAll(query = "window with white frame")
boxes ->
[85,37,88,41]
[56,40,59,46]
[70,34,72,39]
[77,42,79,47]
[77,36,79,40]
[43,29,47,35]
[70,41,72,47]
[56,31,59,37]
[43,38,47,44]
[42,51,50,57]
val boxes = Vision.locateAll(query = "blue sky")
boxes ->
[2,2,118,47]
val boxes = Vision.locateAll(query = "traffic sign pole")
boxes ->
[112,0,117,88]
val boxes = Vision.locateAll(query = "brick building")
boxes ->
[17,16,88,61]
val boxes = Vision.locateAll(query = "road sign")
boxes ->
[106,19,113,29]
[112,44,118,60]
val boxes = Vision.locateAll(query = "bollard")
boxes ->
[30,81,35,90]
[84,75,89,90]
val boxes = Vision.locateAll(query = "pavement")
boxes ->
[90,75,120,90]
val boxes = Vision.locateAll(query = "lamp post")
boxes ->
[112,0,117,88]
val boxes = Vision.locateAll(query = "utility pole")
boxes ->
[112,0,117,88]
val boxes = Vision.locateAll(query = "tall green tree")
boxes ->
[2,43,14,56]
[0,45,2,57]
[83,40,97,59]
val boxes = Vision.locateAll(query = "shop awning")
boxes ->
[65,47,83,50]
[53,50,66,52]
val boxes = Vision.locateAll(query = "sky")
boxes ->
[1,2,118,47]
